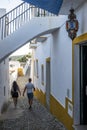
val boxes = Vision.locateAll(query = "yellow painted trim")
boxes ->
[50,95,73,130]
[35,88,73,130]
[73,33,87,45]
[34,88,46,106]
[41,64,45,85]
[65,97,73,113]
[46,57,50,62]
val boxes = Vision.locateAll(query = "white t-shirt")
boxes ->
[25,82,34,93]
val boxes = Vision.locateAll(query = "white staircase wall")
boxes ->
[0,16,67,62]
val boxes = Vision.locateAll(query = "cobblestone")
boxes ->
[0,76,67,130]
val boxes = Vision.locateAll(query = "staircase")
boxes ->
[0,2,66,62]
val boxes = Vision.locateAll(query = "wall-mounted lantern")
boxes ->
[66,8,79,40]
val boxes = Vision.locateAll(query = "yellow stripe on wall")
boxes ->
[50,95,73,130]
[34,88,73,130]
[46,57,50,62]
[73,33,87,45]
[34,88,46,106]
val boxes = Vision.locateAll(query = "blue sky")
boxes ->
[0,0,23,12]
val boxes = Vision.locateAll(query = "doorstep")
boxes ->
[73,125,87,130]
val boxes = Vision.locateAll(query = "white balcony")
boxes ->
[29,43,37,49]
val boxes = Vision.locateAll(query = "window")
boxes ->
[34,60,36,76]
[36,60,38,78]
[41,64,44,85]
[4,86,5,96]
[34,60,39,78]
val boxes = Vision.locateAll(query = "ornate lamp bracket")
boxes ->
[66,8,79,40]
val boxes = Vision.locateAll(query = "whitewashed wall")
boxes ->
[76,1,87,35]
[0,59,9,114]
[23,60,30,75]
[0,9,6,17]
[33,15,72,107]
[0,9,10,114]
[34,25,75,108]
[9,61,20,91]
[34,34,51,92]
[33,1,87,109]
[51,24,72,107]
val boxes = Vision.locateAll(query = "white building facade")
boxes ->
[0,1,87,130]
[31,1,87,130]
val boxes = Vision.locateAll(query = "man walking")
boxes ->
[23,78,35,109]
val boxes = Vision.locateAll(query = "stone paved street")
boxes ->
[0,75,68,130]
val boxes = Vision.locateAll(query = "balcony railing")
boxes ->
[0,2,55,40]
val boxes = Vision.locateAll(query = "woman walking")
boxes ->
[11,81,21,108]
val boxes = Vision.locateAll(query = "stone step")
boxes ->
[74,125,87,130]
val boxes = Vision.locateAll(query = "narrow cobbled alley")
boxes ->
[0,75,67,130]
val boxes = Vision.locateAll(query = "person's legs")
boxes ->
[28,99,30,106]
[29,99,33,109]
[13,97,17,108]
[27,93,33,109]
[12,92,18,108]
[28,98,33,105]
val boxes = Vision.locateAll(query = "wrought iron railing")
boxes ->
[0,2,55,40]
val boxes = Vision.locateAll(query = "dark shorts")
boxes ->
[27,93,33,100]
[12,92,18,98]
